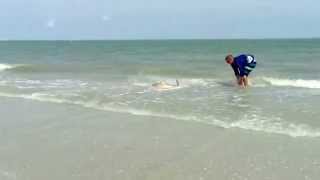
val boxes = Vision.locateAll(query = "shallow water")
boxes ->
[1,39,320,138]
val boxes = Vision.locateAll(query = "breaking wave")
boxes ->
[262,77,320,89]
[0,92,320,138]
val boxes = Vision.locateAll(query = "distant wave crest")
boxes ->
[0,64,21,72]
[262,77,320,89]
[0,63,84,73]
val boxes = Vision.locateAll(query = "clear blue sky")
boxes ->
[0,0,319,40]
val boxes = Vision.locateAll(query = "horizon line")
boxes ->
[0,37,319,41]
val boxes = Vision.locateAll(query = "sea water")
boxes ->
[0,39,320,138]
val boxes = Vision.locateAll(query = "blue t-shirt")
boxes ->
[231,54,256,77]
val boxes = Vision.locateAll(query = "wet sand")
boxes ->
[0,97,320,180]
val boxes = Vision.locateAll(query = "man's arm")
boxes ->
[231,64,240,78]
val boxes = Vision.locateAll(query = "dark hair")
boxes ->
[225,54,233,61]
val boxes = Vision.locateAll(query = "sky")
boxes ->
[0,0,319,40]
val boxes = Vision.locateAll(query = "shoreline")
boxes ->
[1,97,320,180]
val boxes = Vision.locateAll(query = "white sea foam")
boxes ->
[0,64,17,72]
[132,82,149,87]
[4,79,90,90]
[0,169,17,179]
[0,92,320,138]
[262,77,320,89]
[229,115,320,138]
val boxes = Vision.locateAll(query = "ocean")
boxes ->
[1,39,320,180]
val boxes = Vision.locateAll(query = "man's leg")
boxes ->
[243,76,249,87]
[243,62,256,87]
[237,76,249,87]
[238,76,246,87]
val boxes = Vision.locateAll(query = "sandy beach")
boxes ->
[1,97,320,180]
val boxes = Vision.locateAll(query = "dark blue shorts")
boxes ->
[243,62,256,76]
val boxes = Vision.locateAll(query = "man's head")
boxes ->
[225,54,234,64]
